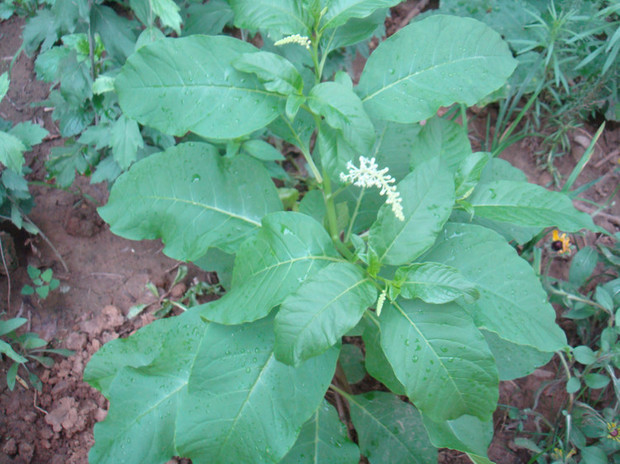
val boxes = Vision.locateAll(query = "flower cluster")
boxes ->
[340,156,404,221]
[274,34,311,50]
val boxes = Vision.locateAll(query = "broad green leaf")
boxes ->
[455,152,490,200]
[369,158,455,265]
[201,212,343,324]
[275,261,376,366]
[0,72,8,100]
[348,391,437,464]
[469,180,597,232]
[115,36,284,139]
[150,0,182,34]
[394,262,479,304]
[569,246,598,288]
[110,115,143,170]
[241,139,285,161]
[134,27,165,50]
[321,0,401,30]
[85,310,338,464]
[479,158,528,184]
[317,122,359,182]
[8,122,48,150]
[308,82,375,154]
[339,344,366,384]
[22,10,58,55]
[0,131,26,172]
[422,223,567,351]
[92,75,115,94]
[371,120,422,182]
[91,5,139,64]
[34,47,72,82]
[358,15,517,123]
[281,400,359,464]
[380,300,498,421]
[99,142,282,261]
[183,0,233,36]
[408,116,472,172]
[326,8,387,50]
[482,330,553,381]
[229,0,311,38]
[234,51,303,95]
[422,413,494,464]
[362,317,406,395]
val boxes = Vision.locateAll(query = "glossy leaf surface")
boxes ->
[362,318,406,395]
[422,413,494,464]
[280,400,359,464]
[369,158,454,265]
[469,180,596,231]
[275,261,376,365]
[229,0,310,37]
[233,51,303,95]
[85,310,338,464]
[358,15,517,123]
[408,117,471,172]
[394,262,479,304]
[308,82,374,154]
[98,143,282,261]
[115,36,284,139]
[380,300,498,421]
[422,223,567,351]
[321,0,401,30]
[201,212,343,324]
[348,391,437,464]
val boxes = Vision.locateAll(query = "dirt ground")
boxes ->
[0,3,619,463]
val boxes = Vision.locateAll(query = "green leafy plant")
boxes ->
[0,72,48,231]
[21,265,60,299]
[78,2,603,463]
[0,316,72,391]
[431,0,619,175]
[536,233,620,463]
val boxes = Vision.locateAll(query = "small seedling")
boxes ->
[21,265,60,299]
[0,316,72,391]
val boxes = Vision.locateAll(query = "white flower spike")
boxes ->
[274,34,311,50]
[340,156,405,221]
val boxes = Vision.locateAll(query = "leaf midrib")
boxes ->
[145,195,261,226]
[361,55,504,103]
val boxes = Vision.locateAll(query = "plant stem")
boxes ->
[334,361,353,394]
[322,171,355,260]
[281,117,322,183]
[329,383,352,400]
[344,187,365,244]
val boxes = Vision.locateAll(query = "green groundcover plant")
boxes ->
[82,2,600,463]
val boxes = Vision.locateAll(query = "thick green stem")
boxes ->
[322,171,355,261]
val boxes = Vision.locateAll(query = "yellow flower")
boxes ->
[551,447,576,459]
[551,229,571,254]
[607,422,620,442]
